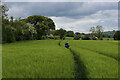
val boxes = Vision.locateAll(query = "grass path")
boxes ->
[61,40,118,78]
[69,48,88,78]
[59,41,88,78]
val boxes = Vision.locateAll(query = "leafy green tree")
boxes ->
[35,23,49,39]
[5,25,16,43]
[89,25,103,40]
[26,15,55,39]
[2,4,9,43]
[113,31,120,40]
[55,28,66,39]
[66,31,74,37]
[81,34,90,40]
[74,32,80,40]
[96,25,103,40]
[2,4,9,18]
[89,26,95,35]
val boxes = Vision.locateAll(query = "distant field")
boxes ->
[65,37,74,40]
[2,40,118,78]
[103,38,114,40]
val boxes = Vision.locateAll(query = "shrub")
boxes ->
[82,35,90,40]
[74,35,80,40]
[54,36,60,40]
[46,34,54,39]
[5,25,16,43]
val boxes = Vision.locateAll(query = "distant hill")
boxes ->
[103,30,116,38]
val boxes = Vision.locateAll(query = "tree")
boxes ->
[55,28,66,39]
[26,15,55,39]
[35,23,49,39]
[96,25,103,40]
[89,26,95,35]
[5,25,15,43]
[113,31,120,40]
[81,34,90,40]
[2,4,9,43]
[1,4,9,18]
[66,31,74,37]
[74,32,81,40]
[26,15,55,30]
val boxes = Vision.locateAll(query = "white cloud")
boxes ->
[50,16,100,33]
[50,9,118,33]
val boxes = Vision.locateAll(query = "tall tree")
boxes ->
[89,26,95,35]
[96,25,103,39]
[113,31,120,40]
[66,31,74,37]
[26,15,55,39]
[2,4,9,18]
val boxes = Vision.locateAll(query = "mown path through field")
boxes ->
[58,40,118,78]
[58,41,89,78]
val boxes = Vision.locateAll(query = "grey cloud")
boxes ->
[3,2,118,32]
[4,2,118,19]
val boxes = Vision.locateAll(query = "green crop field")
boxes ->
[2,40,75,78]
[61,40,118,78]
[2,40,118,78]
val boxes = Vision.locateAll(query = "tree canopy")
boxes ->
[54,28,66,39]
[113,31,120,40]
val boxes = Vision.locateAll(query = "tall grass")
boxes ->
[69,40,118,60]
[2,40,75,78]
[2,40,118,78]
[61,40,118,78]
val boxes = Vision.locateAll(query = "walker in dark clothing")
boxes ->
[65,42,69,48]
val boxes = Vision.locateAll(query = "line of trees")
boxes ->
[2,4,120,43]
[2,5,55,43]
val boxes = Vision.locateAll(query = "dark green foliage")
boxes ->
[103,30,116,38]
[25,15,55,30]
[81,35,90,40]
[74,32,81,40]
[74,35,80,40]
[3,25,15,43]
[113,31,120,40]
[54,28,66,39]
[66,31,74,37]
[26,15,55,40]
[2,5,56,43]
[2,15,56,43]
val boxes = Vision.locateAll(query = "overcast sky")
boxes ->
[3,2,118,33]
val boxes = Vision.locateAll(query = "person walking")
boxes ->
[65,41,70,48]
